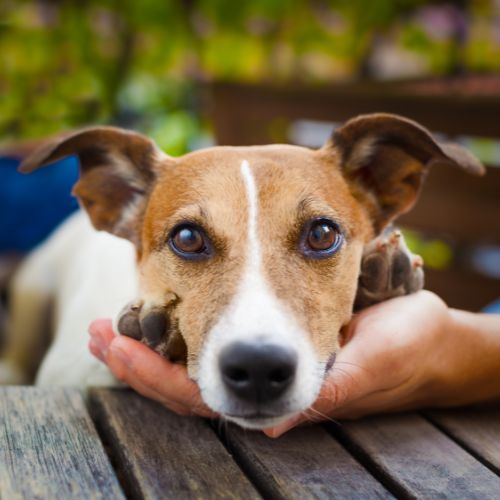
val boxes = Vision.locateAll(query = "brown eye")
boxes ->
[174,227,204,252]
[301,218,343,259]
[308,222,336,250]
[170,224,212,260]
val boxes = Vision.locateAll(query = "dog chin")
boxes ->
[224,412,297,430]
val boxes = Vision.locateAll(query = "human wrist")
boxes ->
[413,303,456,406]
[430,307,500,407]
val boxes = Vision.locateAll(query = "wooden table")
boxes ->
[1,387,499,499]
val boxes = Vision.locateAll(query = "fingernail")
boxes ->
[269,425,289,438]
[109,343,132,368]
[265,413,304,438]
[89,339,106,363]
[263,428,279,438]
[88,318,108,337]
[263,423,290,438]
[92,332,107,351]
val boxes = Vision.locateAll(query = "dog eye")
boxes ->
[301,218,343,258]
[169,224,211,260]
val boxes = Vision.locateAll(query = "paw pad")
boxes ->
[355,228,424,310]
[116,294,186,363]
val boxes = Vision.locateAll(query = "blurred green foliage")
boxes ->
[1,0,499,151]
[404,229,454,270]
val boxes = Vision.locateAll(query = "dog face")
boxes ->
[140,146,371,427]
[21,114,483,428]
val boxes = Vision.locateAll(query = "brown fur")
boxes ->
[138,146,373,370]
[20,114,484,376]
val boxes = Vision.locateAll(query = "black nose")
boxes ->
[219,342,297,404]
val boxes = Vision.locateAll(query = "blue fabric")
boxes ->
[0,155,79,251]
[483,300,500,314]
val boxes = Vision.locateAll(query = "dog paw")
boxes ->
[118,300,171,346]
[116,294,187,363]
[117,301,143,340]
[354,229,424,311]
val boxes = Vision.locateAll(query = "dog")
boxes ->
[0,113,483,429]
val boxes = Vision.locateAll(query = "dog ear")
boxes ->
[20,127,167,246]
[329,113,485,232]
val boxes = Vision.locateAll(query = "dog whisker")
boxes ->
[333,360,365,370]
[329,366,357,382]
[303,406,339,426]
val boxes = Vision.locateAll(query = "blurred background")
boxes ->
[2,0,500,144]
[0,0,499,311]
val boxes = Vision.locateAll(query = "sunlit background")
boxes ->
[2,1,500,146]
[0,0,499,311]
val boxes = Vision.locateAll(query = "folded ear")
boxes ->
[20,127,167,247]
[329,113,485,233]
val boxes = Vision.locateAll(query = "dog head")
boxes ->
[21,113,483,428]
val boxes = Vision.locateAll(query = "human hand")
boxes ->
[89,291,449,427]
[89,291,500,436]
[88,319,216,418]
[264,290,455,437]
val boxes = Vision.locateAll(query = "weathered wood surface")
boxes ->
[2,387,500,499]
[222,424,391,499]
[89,388,260,500]
[0,387,124,499]
[336,413,500,499]
[426,406,500,475]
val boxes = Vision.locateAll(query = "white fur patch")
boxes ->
[109,149,168,243]
[3,212,137,387]
[240,160,260,274]
[198,160,323,428]
[348,135,378,170]
[112,193,144,243]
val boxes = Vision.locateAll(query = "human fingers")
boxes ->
[89,320,216,418]
[89,319,184,408]
[88,318,116,361]
[108,336,215,417]
[263,296,427,437]
[264,293,449,437]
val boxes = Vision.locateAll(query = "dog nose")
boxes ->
[219,342,297,404]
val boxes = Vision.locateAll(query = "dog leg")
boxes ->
[0,249,54,384]
[117,295,187,363]
[354,229,424,311]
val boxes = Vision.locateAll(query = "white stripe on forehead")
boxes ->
[240,159,262,277]
[221,159,298,338]
[197,159,321,414]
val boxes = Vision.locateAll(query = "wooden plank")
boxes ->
[0,387,124,499]
[209,81,500,142]
[399,164,500,246]
[335,413,500,498]
[89,388,260,500]
[426,406,500,475]
[420,267,500,312]
[221,423,392,499]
